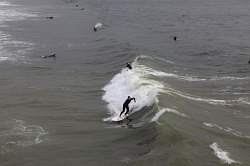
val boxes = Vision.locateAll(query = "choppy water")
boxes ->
[0,0,250,165]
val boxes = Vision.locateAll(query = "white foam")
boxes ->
[134,63,206,82]
[151,109,167,122]
[237,97,250,105]
[0,8,37,23]
[134,61,249,107]
[164,85,232,106]
[210,142,240,164]
[167,88,250,106]
[0,1,36,62]
[0,119,47,153]
[102,66,164,121]
[203,122,250,139]
[210,76,250,81]
[151,107,187,122]
[135,55,250,82]
[0,1,11,6]
[164,108,187,117]
[0,56,9,61]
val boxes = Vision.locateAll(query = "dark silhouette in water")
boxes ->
[174,36,177,41]
[41,53,56,59]
[126,63,132,70]
[93,27,97,32]
[248,59,250,64]
[46,16,54,19]
[120,96,136,117]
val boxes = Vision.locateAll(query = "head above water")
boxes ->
[128,96,131,99]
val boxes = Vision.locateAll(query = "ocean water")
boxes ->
[0,0,250,165]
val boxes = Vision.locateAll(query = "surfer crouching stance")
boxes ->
[120,96,136,117]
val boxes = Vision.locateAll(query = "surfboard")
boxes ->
[111,115,132,123]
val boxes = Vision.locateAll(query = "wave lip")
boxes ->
[210,142,240,164]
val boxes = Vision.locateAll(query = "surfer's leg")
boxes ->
[125,106,130,115]
[120,105,126,117]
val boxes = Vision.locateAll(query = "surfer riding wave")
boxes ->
[102,57,165,122]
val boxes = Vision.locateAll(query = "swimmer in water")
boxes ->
[126,63,132,70]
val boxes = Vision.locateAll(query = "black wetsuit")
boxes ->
[126,63,132,70]
[120,97,136,117]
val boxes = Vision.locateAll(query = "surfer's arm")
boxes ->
[133,98,136,102]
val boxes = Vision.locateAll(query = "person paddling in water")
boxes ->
[126,63,132,70]
[120,96,136,117]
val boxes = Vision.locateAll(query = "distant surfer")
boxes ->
[120,96,136,117]
[41,53,56,59]
[173,36,177,41]
[248,59,250,64]
[93,22,103,32]
[126,63,132,70]
[45,16,54,19]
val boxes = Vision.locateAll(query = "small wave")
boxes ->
[134,58,249,107]
[0,119,47,154]
[151,109,167,122]
[0,8,37,23]
[164,108,187,118]
[134,56,249,82]
[210,76,250,81]
[151,107,187,122]
[0,1,11,6]
[135,55,175,64]
[0,2,36,63]
[203,122,250,139]
[165,86,250,106]
[0,56,10,61]
[164,86,232,106]
[210,142,240,164]
[237,97,250,105]
[133,62,207,82]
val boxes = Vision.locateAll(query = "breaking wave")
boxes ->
[102,55,249,123]
[102,65,164,121]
